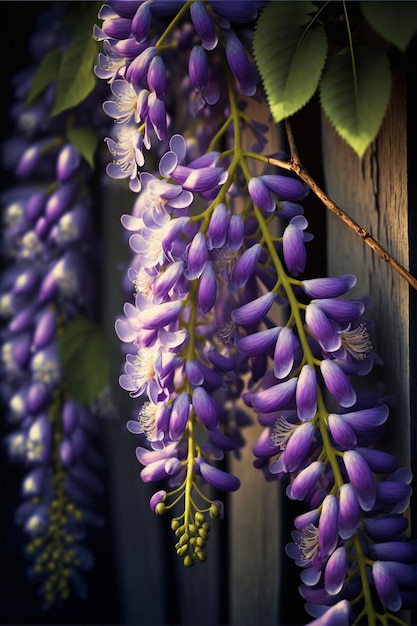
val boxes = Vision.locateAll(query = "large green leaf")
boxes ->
[253,1,327,123]
[66,124,98,169]
[51,5,99,117]
[360,1,417,52]
[58,315,110,406]
[25,47,62,107]
[319,44,392,158]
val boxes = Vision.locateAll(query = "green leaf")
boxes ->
[253,1,327,123]
[51,5,98,116]
[25,47,62,107]
[360,1,417,52]
[319,44,392,158]
[66,125,98,168]
[58,315,110,406]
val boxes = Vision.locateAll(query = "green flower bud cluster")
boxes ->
[171,512,211,567]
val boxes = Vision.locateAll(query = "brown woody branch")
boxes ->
[267,120,417,292]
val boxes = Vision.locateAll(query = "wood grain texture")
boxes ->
[228,98,283,626]
[321,70,410,468]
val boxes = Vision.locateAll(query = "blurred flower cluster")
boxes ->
[95,1,417,623]
[1,5,109,607]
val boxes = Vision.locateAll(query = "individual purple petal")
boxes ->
[283,421,315,472]
[363,516,408,541]
[343,449,376,511]
[296,364,317,420]
[181,166,226,192]
[369,540,417,563]
[289,460,323,501]
[153,260,184,303]
[273,328,295,380]
[236,327,281,356]
[338,483,360,539]
[189,44,209,90]
[169,392,191,440]
[248,177,275,212]
[207,203,228,249]
[206,348,235,372]
[56,144,81,182]
[356,447,399,474]
[192,385,220,431]
[324,546,347,595]
[320,359,356,408]
[305,303,341,351]
[283,216,308,276]
[131,1,152,42]
[140,457,182,483]
[261,174,309,201]
[150,489,166,513]
[185,360,204,386]
[198,261,217,313]
[139,300,182,329]
[231,243,262,288]
[227,214,244,250]
[186,231,208,279]
[148,92,167,141]
[190,1,218,50]
[328,413,357,449]
[302,275,357,298]
[231,291,276,325]
[45,181,76,222]
[372,561,402,612]
[380,561,417,589]
[60,439,75,467]
[63,398,79,435]
[224,30,256,96]
[305,600,350,626]
[251,378,297,413]
[342,404,389,434]
[148,55,166,98]
[32,309,56,350]
[376,481,412,512]
[318,494,339,559]
[198,461,240,491]
[313,298,365,322]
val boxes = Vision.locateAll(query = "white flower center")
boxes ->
[340,323,372,360]
[137,401,158,441]
[297,524,319,562]
[271,415,298,450]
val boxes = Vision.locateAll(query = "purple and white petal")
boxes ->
[296,364,317,421]
[343,449,376,511]
[320,359,356,408]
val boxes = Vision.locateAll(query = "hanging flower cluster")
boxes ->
[95,2,417,624]
[0,6,109,607]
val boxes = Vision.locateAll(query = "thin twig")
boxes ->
[267,120,417,292]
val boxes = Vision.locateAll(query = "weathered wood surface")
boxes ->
[322,70,411,470]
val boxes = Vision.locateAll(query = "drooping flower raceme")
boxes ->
[95,1,416,623]
[0,5,110,608]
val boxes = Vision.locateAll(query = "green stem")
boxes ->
[155,1,194,47]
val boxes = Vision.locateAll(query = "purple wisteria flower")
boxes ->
[1,5,111,607]
[94,2,417,619]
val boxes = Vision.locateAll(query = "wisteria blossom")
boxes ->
[1,1,416,625]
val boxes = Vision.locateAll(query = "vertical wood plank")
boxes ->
[321,69,410,468]
[228,99,283,626]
